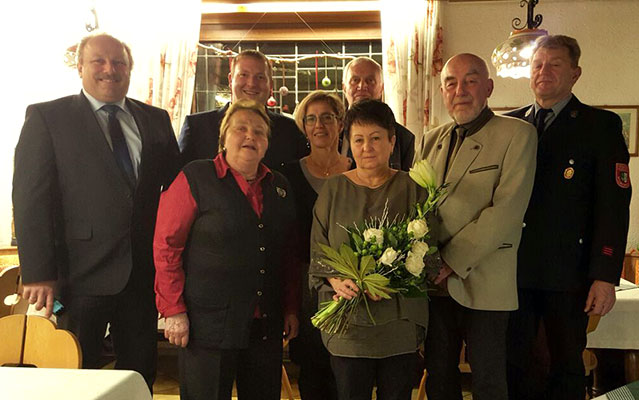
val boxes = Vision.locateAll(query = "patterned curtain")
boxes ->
[381,0,444,146]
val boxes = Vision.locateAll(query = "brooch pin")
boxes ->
[564,167,575,179]
[276,187,287,198]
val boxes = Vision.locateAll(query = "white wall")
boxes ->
[438,0,639,251]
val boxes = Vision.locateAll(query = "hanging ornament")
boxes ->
[279,62,289,96]
[334,65,339,93]
[321,56,332,88]
[267,87,277,107]
[282,104,290,112]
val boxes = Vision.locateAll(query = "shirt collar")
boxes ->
[534,93,573,116]
[83,89,129,115]
[213,152,272,182]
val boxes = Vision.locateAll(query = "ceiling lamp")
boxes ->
[491,0,548,79]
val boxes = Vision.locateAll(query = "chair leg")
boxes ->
[282,364,295,400]
[417,369,427,400]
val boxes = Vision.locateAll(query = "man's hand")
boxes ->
[165,312,190,348]
[21,281,55,318]
[283,313,299,340]
[584,280,616,316]
[328,277,360,301]
[434,263,454,286]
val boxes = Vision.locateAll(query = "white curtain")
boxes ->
[381,0,444,145]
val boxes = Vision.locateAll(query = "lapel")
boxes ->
[543,95,582,139]
[74,93,134,197]
[444,135,482,197]
[524,105,535,125]
[126,98,151,192]
[427,126,453,187]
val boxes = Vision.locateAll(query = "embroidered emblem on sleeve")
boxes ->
[615,163,630,189]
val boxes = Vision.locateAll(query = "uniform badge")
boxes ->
[570,110,579,118]
[615,163,630,189]
[563,167,575,179]
[276,187,287,198]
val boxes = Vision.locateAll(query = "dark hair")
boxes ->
[533,35,581,67]
[343,99,396,141]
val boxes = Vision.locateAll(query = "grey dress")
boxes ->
[309,171,429,358]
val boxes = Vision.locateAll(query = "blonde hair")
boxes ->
[218,99,271,152]
[293,91,345,133]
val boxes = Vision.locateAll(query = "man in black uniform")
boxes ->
[179,50,308,167]
[506,35,632,400]
[341,57,415,171]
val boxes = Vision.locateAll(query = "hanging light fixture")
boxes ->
[491,0,548,79]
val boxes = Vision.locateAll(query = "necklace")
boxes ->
[306,154,342,177]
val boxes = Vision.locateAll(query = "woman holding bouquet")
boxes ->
[309,99,429,400]
[280,90,351,400]
[153,99,300,400]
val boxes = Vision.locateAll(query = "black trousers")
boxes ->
[290,326,338,400]
[507,288,589,400]
[178,319,283,400]
[330,352,418,400]
[57,279,158,391]
[424,296,509,400]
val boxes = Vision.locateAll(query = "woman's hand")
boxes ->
[165,312,190,348]
[328,277,360,301]
[364,291,383,302]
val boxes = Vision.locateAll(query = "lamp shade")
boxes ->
[491,28,548,79]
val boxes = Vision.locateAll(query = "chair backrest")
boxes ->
[0,314,82,368]
[0,265,20,318]
[586,315,601,334]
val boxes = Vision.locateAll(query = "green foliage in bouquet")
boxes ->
[311,159,448,335]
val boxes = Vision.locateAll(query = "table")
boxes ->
[587,280,639,383]
[0,367,152,399]
[593,380,639,399]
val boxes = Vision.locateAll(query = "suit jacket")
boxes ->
[507,96,631,291]
[13,92,180,298]
[416,113,537,311]
[179,102,309,169]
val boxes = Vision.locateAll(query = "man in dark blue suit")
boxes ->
[13,33,180,389]
[506,35,631,400]
[179,50,309,168]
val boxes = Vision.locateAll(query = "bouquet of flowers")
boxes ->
[311,160,447,335]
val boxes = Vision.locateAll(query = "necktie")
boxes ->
[535,108,552,137]
[444,125,467,178]
[102,105,136,190]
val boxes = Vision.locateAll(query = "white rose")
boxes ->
[405,251,425,277]
[409,159,438,189]
[379,247,399,266]
[363,228,384,245]
[411,241,430,258]
[407,219,429,239]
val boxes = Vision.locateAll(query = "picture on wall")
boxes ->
[493,105,639,157]
[598,106,639,157]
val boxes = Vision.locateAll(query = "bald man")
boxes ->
[414,53,537,400]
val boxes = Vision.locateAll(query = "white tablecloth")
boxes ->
[0,367,152,400]
[587,280,639,350]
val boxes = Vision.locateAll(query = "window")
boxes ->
[194,40,383,115]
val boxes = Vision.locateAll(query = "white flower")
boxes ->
[411,241,430,258]
[405,251,425,277]
[409,159,438,189]
[363,228,384,245]
[379,247,399,266]
[407,219,429,239]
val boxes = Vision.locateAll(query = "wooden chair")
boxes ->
[281,338,295,400]
[416,342,470,400]
[0,265,20,318]
[0,314,82,368]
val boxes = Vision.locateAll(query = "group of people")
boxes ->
[13,30,631,400]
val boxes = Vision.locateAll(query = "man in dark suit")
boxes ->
[13,33,180,389]
[179,50,309,168]
[506,35,631,400]
[341,57,415,171]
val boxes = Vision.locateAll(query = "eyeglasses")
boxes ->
[303,113,338,126]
